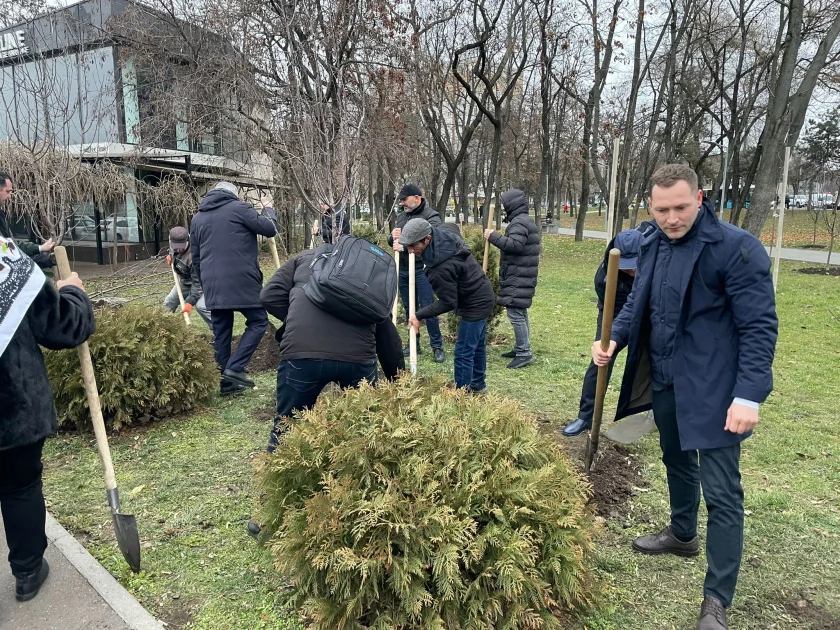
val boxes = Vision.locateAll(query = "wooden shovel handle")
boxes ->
[585,248,621,473]
[482,204,496,273]
[268,235,281,269]
[171,263,191,326]
[53,247,118,491]
[392,250,400,324]
[408,252,417,375]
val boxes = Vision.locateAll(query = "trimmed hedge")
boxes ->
[45,304,218,430]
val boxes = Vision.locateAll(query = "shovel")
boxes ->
[54,247,142,573]
[408,252,417,376]
[170,259,191,326]
[482,204,495,273]
[604,410,656,444]
[584,248,620,474]
[392,249,400,324]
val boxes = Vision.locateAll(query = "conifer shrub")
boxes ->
[447,225,503,336]
[45,304,217,430]
[352,221,387,247]
[255,376,598,629]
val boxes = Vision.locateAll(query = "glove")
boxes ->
[182,303,193,315]
[262,206,278,221]
[166,255,172,265]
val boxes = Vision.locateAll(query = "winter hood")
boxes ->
[500,188,528,221]
[199,188,239,212]
[422,226,470,268]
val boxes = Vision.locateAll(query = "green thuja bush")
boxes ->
[352,221,387,247]
[447,225,503,336]
[45,304,217,430]
[256,376,598,630]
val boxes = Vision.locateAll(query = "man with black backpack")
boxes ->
[259,237,405,452]
[401,218,495,394]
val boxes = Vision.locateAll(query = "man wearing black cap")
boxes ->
[163,226,212,328]
[401,218,495,393]
[387,184,446,363]
[562,225,652,436]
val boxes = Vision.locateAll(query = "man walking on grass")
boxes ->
[401,218,495,394]
[484,188,541,368]
[190,182,279,396]
[592,164,778,630]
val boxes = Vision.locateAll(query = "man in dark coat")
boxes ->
[592,164,778,630]
[190,182,279,395]
[0,172,56,275]
[387,184,446,363]
[315,201,350,244]
[163,226,211,328]
[0,236,95,602]
[562,224,653,437]
[402,218,495,393]
[484,188,541,368]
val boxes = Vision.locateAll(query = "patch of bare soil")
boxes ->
[232,323,281,373]
[782,592,840,630]
[559,431,648,519]
[797,266,840,277]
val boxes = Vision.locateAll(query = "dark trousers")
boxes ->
[453,319,487,390]
[652,385,744,607]
[577,310,620,422]
[210,308,269,374]
[0,439,48,578]
[399,269,443,349]
[268,358,378,452]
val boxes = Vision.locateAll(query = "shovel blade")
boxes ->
[604,412,656,445]
[112,512,141,573]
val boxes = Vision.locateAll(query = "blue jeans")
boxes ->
[653,385,744,607]
[210,308,268,373]
[399,269,443,348]
[268,358,378,452]
[453,319,487,390]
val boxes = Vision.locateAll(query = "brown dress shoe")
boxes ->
[631,525,700,557]
[697,596,728,629]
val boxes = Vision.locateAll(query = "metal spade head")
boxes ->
[112,512,141,573]
[604,411,656,445]
[107,488,141,573]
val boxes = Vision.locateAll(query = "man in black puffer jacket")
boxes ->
[401,218,495,394]
[387,184,446,363]
[484,188,541,369]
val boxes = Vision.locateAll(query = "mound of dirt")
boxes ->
[782,594,840,630]
[797,266,840,276]
[232,323,281,374]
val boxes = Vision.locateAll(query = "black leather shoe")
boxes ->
[468,385,488,395]
[222,369,255,388]
[507,355,535,369]
[247,519,262,541]
[697,596,728,629]
[632,525,700,557]
[501,350,516,359]
[402,345,422,357]
[562,418,592,437]
[220,380,247,397]
[433,347,446,363]
[16,559,49,602]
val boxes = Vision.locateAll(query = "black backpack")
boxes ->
[304,237,397,325]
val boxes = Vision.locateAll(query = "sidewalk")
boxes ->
[546,226,840,265]
[0,514,163,630]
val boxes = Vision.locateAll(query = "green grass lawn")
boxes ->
[43,236,840,629]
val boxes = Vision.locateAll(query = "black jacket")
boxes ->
[260,249,404,379]
[488,190,541,309]
[386,199,442,267]
[190,189,278,310]
[416,227,496,322]
[170,247,203,306]
[0,283,94,450]
[319,207,350,244]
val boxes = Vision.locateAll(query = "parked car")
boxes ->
[104,216,129,241]
[792,194,808,208]
[812,193,835,209]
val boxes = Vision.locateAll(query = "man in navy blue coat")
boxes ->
[190,182,279,396]
[592,164,778,630]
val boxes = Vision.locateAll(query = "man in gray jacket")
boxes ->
[163,226,211,328]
